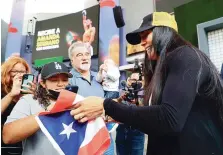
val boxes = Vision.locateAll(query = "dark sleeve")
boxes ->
[104,47,208,135]
[1,91,16,125]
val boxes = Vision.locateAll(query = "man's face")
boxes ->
[71,46,91,72]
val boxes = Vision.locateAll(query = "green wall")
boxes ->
[174,0,223,47]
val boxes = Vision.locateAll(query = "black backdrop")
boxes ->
[32,5,99,62]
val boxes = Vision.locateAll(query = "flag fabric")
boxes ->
[106,122,119,133]
[35,90,110,155]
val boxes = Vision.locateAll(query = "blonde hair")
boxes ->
[1,57,30,94]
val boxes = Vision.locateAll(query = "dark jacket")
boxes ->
[104,46,223,155]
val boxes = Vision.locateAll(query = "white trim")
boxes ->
[126,53,145,63]
[35,116,65,155]
[119,61,144,71]
[73,94,84,104]
[80,117,105,147]
[119,64,134,71]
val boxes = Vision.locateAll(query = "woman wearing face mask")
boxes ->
[70,12,223,155]
[3,62,72,155]
[1,56,34,155]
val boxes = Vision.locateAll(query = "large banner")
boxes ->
[99,0,120,65]
[32,5,99,62]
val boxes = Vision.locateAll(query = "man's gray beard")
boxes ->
[80,64,90,71]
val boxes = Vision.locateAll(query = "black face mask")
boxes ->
[47,89,60,100]
[46,86,79,100]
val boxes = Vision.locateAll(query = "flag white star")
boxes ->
[59,122,77,139]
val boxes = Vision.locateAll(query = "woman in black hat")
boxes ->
[70,12,223,155]
[2,62,72,155]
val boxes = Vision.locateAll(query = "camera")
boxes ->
[134,58,143,81]
[121,59,144,105]
[121,81,143,104]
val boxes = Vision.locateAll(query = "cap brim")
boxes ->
[126,26,154,45]
[44,72,73,79]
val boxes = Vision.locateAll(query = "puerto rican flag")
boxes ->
[35,90,110,155]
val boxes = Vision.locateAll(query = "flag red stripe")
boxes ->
[100,1,116,8]
[39,90,76,115]
[78,127,111,155]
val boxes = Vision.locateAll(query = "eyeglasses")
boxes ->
[146,45,153,55]
[10,70,27,74]
[75,52,91,59]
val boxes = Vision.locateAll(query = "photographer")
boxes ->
[70,12,223,155]
[1,56,35,155]
[122,72,144,105]
[116,72,145,155]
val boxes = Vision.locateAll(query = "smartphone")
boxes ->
[21,74,34,94]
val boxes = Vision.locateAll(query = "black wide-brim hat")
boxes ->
[126,12,178,45]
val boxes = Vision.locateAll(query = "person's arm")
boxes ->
[106,67,120,82]
[103,47,208,136]
[3,115,39,144]
[1,76,37,114]
[96,65,105,83]
[1,75,22,114]
[89,27,96,45]
[96,71,103,83]
[82,10,87,31]
[2,96,40,144]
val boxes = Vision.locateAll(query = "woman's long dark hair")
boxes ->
[143,26,223,126]
[33,80,51,110]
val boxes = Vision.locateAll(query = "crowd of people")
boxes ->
[1,11,223,155]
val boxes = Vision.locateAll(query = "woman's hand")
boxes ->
[21,82,37,94]
[70,96,105,123]
[105,116,116,123]
[9,75,23,97]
